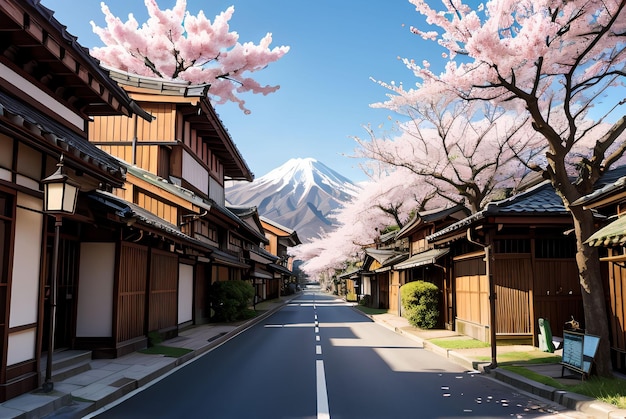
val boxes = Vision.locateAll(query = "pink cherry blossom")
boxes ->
[90,0,289,113]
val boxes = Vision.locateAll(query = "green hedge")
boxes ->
[210,280,255,322]
[401,281,439,329]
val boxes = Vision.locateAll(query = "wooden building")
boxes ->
[393,205,470,327]
[87,69,269,355]
[361,248,408,310]
[260,216,301,294]
[427,181,582,344]
[0,0,151,401]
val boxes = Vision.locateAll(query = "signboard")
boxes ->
[561,331,601,376]
[562,331,584,370]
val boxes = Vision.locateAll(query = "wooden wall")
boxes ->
[533,259,582,339]
[90,104,176,142]
[148,249,178,334]
[607,255,626,355]
[455,257,489,326]
[493,255,532,335]
[89,103,176,173]
[117,242,148,343]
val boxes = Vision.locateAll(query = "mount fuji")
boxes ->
[226,158,361,242]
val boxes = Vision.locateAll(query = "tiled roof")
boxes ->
[395,204,469,240]
[484,182,567,214]
[0,91,124,183]
[573,165,626,207]
[88,191,208,248]
[428,181,567,241]
[18,1,152,121]
[394,248,450,270]
[586,215,626,247]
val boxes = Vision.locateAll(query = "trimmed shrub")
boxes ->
[401,281,439,329]
[210,280,255,322]
[359,294,371,306]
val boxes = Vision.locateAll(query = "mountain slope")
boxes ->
[226,158,361,242]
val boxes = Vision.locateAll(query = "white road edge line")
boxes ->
[316,360,330,419]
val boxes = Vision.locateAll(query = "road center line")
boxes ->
[316,360,330,419]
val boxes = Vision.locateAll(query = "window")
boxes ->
[228,234,242,252]
[536,237,576,259]
[494,238,531,254]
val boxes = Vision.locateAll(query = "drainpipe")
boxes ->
[131,113,138,165]
[467,228,497,370]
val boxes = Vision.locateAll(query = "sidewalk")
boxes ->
[1,294,625,418]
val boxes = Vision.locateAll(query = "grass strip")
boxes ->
[428,338,490,350]
[353,306,389,315]
[139,345,193,358]
[502,366,626,409]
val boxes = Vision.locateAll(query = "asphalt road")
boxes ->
[91,292,570,418]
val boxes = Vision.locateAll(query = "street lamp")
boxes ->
[41,155,79,392]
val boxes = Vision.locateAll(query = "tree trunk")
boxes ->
[570,205,612,377]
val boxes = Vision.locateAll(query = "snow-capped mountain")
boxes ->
[226,158,361,242]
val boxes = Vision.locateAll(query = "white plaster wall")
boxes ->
[76,243,115,337]
[7,329,36,365]
[182,151,209,195]
[362,277,372,296]
[9,193,43,328]
[178,264,193,324]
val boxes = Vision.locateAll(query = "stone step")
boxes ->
[41,350,92,382]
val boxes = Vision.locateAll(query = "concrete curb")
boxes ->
[492,368,626,419]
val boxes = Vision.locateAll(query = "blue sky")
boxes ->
[41,0,438,183]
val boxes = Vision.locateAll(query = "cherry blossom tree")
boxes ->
[294,166,444,278]
[377,0,626,376]
[356,99,545,213]
[90,0,289,114]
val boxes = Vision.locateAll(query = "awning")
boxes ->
[586,216,626,247]
[373,253,408,273]
[211,248,250,269]
[268,263,292,276]
[251,270,273,280]
[394,248,450,270]
[338,268,361,280]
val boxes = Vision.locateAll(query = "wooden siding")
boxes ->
[148,249,178,332]
[493,255,532,334]
[89,104,176,142]
[136,191,178,226]
[607,256,626,353]
[455,257,489,326]
[533,259,583,339]
[98,144,160,174]
[389,271,401,315]
[117,243,148,343]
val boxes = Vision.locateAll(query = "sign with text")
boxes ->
[561,331,600,376]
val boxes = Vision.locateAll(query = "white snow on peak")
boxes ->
[225,157,361,242]
[256,158,360,199]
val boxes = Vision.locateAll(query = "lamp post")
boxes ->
[41,155,79,392]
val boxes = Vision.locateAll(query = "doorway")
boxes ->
[42,226,79,351]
